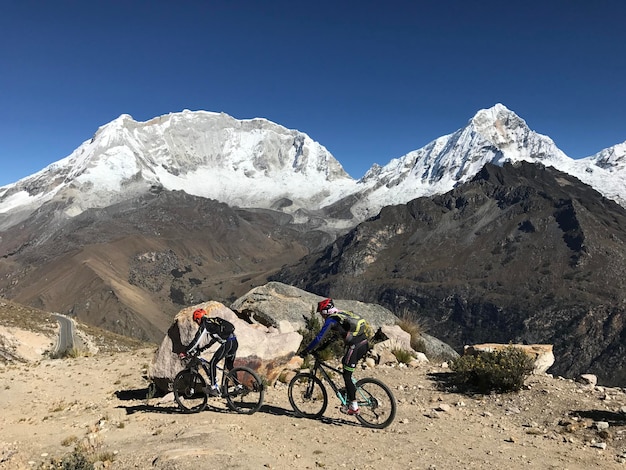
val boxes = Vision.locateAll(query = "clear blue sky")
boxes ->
[1,0,625,186]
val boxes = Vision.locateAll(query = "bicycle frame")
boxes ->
[186,355,227,388]
[309,356,355,406]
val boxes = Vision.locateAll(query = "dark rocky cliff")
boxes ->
[272,162,626,385]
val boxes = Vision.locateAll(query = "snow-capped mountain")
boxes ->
[1,104,625,232]
[0,110,357,230]
[351,104,626,220]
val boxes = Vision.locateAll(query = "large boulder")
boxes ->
[148,301,302,392]
[419,332,460,362]
[370,325,459,364]
[230,281,399,332]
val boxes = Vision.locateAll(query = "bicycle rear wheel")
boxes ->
[173,369,208,413]
[224,366,265,414]
[354,377,396,428]
[288,373,328,419]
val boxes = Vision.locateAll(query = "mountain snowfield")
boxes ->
[0,104,625,231]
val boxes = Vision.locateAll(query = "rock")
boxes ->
[577,374,598,387]
[147,301,302,391]
[229,281,399,332]
[417,332,460,362]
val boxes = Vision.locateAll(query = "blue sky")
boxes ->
[1,1,625,187]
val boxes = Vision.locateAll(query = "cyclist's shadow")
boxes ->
[114,386,359,426]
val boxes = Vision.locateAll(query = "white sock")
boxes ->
[350,401,358,410]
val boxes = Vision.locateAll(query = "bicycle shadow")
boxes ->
[117,403,181,415]
[255,404,359,427]
[114,386,178,415]
[114,386,362,426]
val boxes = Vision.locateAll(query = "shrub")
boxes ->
[450,346,534,393]
[392,348,414,364]
[47,449,93,470]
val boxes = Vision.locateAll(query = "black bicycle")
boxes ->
[288,351,396,429]
[172,350,264,414]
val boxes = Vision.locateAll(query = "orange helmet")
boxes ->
[317,298,334,313]
[192,308,206,322]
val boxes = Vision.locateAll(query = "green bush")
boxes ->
[450,346,534,393]
[47,449,93,470]
[298,309,343,363]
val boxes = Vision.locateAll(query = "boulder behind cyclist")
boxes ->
[179,308,238,396]
[299,298,371,415]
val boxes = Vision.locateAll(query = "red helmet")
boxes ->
[192,308,206,322]
[317,298,334,313]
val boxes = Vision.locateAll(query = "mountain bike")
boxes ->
[288,350,396,429]
[173,350,264,414]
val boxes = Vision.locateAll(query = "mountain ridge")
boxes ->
[1,104,625,233]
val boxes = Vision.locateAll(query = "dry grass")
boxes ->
[396,312,426,352]
[0,298,58,334]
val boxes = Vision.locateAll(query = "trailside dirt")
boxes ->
[2,348,626,469]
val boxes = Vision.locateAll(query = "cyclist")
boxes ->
[179,308,238,396]
[299,298,370,415]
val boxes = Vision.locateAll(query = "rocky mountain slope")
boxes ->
[273,162,626,386]
[0,191,325,342]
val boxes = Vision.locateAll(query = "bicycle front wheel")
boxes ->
[172,369,208,413]
[288,373,328,419]
[354,377,396,429]
[224,366,265,414]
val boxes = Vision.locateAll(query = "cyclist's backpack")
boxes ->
[330,310,374,341]
[205,317,235,339]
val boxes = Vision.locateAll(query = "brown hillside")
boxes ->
[0,191,316,342]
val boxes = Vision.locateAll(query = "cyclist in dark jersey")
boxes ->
[300,298,370,415]
[180,308,238,396]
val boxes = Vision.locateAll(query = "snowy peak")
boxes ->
[588,141,626,171]
[0,111,358,228]
[469,103,568,165]
[350,104,625,220]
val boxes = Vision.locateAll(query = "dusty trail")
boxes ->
[1,347,626,469]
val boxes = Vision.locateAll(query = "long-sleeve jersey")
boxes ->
[185,316,235,355]
[302,316,340,353]
[303,311,368,353]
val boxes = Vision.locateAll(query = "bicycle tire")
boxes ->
[224,366,265,414]
[173,369,208,413]
[354,377,396,429]
[288,372,328,419]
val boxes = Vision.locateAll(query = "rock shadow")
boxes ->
[571,409,626,426]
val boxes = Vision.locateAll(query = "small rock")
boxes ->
[594,421,609,430]
[577,374,598,387]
